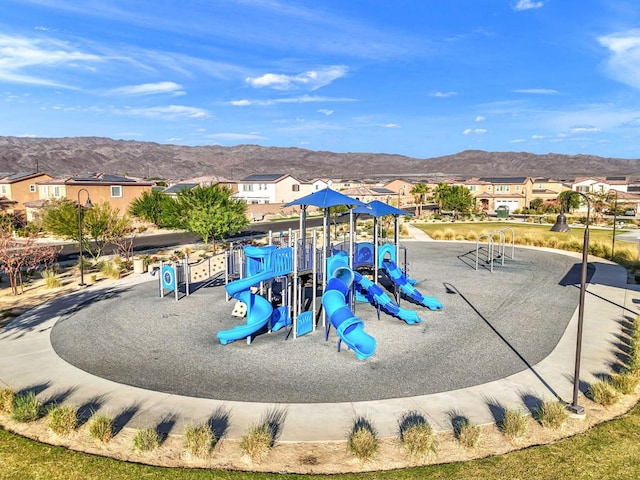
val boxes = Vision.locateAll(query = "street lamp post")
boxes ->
[77,188,93,287]
[608,189,618,260]
[551,191,590,415]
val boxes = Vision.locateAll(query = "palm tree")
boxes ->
[410,183,430,217]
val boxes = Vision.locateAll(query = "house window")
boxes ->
[242,184,253,192]
[53,186,61,197]
[515,185,520,191]
[467,185,477,192]
[576,186,589,193]
[496,185,510,193]
[0,186,6,195]
[111,185,122,198]
[41,185,49,195]
[29,184,36,193]
[292,184,300,192]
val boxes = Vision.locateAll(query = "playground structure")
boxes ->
[154,188,443,360]
[475,227,516,272]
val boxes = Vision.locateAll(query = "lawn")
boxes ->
[2,402,640,479]
[415,221,638,263]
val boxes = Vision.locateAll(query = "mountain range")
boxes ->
[2,136,640,181]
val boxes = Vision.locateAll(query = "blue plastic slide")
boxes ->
[217,270,275,345]
[322,252,376,360]
[352,271,422,324]
[381,259,443,310]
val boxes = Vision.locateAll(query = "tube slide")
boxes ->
[352,271,422,324]
[217,270,275,345]
[322,252,376,360]
[381,260,443,310]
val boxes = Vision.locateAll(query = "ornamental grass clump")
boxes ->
[88,413,114,443]
[347,417,379,461]
[240,423,272,462]
[398,412,437,459]
[500,409,528,441]
[132,427,160,452]
[0,388,16,415]
[11,392,42,423]
[183,423,215,459]
[589,380,621,406]
[47,404,78,436]
[41,269,62,288]
[610,372,639,395]
[535,401,568,430]
[99,261,121,280]
[455,419,482,448]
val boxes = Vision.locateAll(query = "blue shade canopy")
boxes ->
[285,187,367,209]
[353,200,412,217]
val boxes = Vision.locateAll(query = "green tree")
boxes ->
[529,198,544,211]
[174,185,248,251]
[558,190,583,212]
[128,190,174,226]
[41,200,131,261]
[431,184,475,217]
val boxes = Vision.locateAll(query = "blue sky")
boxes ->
[2,1,640,159]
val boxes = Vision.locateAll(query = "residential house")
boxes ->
[0,172,52,218]
[341,186,399,206]
[234,174,303,205]
[463,177,534,212]
[384,179,415,207]
[26,173,153,221]
[571,176,629,194]
[164,176,237,198]
[531,178,571,206]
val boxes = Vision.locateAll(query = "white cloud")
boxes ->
[0,33,101,88]
[531,134,546,139]
[509,138,527,143]
[206,132,268,141]
[116,104,209,120]
[382,123,400,128]
[462,128,487,135]
[429,91,458,98]
[106,81,184,96]
[475,115,486,122]
[513,88,559,95]
[599,30,640,89]
[569,125,601,133]
[229,95,356,106]
[246,65,348,91]
[513,1,545,11]
[318,109,333,116]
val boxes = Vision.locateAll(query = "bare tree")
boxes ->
[0,233,59,295]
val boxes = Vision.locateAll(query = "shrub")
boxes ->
[183,423,215,459]
[589,380,621,406]
[88,414,114,443]
[100,261,121,280]
[500,409,528,440]
[133,427,160,452]
[47,404,77,436]
[347,417,379,461]
[240,423,272,461]
[11,392,42,423]
[442,229,455,240]
[400,420,437,458]
[455,419,482,448]
[610,373,639,394]
[41,269,62,288]
[0,388,16,415]
[535,401,568,430]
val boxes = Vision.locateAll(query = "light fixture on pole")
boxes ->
[608,189,618,260]
[550,190,590,415]
[77,188,93,287]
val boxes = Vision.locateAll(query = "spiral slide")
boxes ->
[381,259,443,310]
[352,271,422,324]
[217,271,275,345]
[322,253,376,360]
